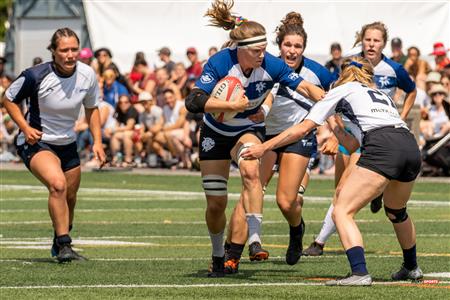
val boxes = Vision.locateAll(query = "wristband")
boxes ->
[261,104,270,118]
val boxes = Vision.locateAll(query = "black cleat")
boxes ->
[370,194,383,213]
[224,258,240,274]
[302,241,324,256]
[248,242,269,261]
[391,264,423,281]
[286,218,305,265]
[208,256,225,278]
[56,244,78,263]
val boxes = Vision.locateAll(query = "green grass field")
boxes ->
[1,170,449,299]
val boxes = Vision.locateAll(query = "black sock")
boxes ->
[224,241,231,252]
[229,243,245,259]
[402,245,417,270]
[56,234,72,246]
[346,246,368,275]
[53,225,72,243]
[289,223,302,237]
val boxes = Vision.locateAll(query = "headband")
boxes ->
[237,35,268,49]
[349,61,363,69]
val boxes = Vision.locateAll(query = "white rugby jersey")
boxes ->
[361,53,416,98]
[6,61,99,146]
[266,57,333,135]
[306,82,407,135]
[195,47,304,136]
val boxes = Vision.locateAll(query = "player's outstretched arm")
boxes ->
[295,80,325,102]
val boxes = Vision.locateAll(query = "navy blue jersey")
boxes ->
[195,47,304,136]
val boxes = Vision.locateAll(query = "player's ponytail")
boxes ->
[205,0,266,47]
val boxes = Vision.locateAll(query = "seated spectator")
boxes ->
[94,47,128,88]
[32,57,43,66]
[127,57,156,104]
[390,37,407,65]
[78,48,94,66]
[0,113,19,162]
[153,67,181,107]
[157,47,175,76]
[155,89,190,168]
[430,42,450,72]
[428,84,450,137]
[325,42,342,80]
[208,46,218,57]
[404,46,431,90]
[103,69,129,107]
[135,92,164,167]
[186,47,203,79]
[171,63,190,98]
[110,95,139,167]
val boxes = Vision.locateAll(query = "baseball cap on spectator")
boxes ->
[425,71,441,83]
[391,37,402,48]
[430,42,448,56]
[138,91,153,102]
[158,47,171,56]
[79,48,93,59]
[94,47,113,58]
[186,47,197,55]
[429,84,448,97]
[330,43,341,52]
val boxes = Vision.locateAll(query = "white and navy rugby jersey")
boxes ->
[6,61,99,146]
[195,48,303,136]
[266,57,333,135]
[306,81,407,138]
[361,53,416,98]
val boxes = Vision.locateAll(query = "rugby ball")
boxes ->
[210,76,244,122]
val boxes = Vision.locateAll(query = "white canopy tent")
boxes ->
[83,0,450,72]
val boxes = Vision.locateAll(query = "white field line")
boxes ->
[424,272,450,278]
[0,281,449,290]
[1,184,449,206]
[1,233,449,241]
[1,253,449,263]
[0,206,438,213]
[1,219,449,225]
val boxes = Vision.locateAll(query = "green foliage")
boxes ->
[0,0,12,42]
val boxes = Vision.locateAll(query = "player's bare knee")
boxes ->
[384,206,408,223]
[48,177,66,195]
[277,199,295,215]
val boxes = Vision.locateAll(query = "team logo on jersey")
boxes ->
[376,75,394,88]
[255,82,266,95]
[200,73,214,84]
[202,137,215,152]
[288,72,300,81]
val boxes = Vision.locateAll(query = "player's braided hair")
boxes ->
[47,28,80,52]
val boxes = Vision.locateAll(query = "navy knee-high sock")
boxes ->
[346,246,368,275]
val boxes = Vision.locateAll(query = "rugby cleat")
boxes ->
[325,273,373,286]
[302,241,324,256]
[208,256,225,278]
[248,242,269,261]
[285,218,305,265]
[391,264,423,281]
[56,244,87,263]
[370,194,383,213]
[224,258,240,274]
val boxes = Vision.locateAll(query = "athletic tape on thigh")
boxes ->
[202,174,228,196]
[384,206,408,223]
[236,142,256,166]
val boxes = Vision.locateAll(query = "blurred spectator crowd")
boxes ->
[1,40,449,175]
